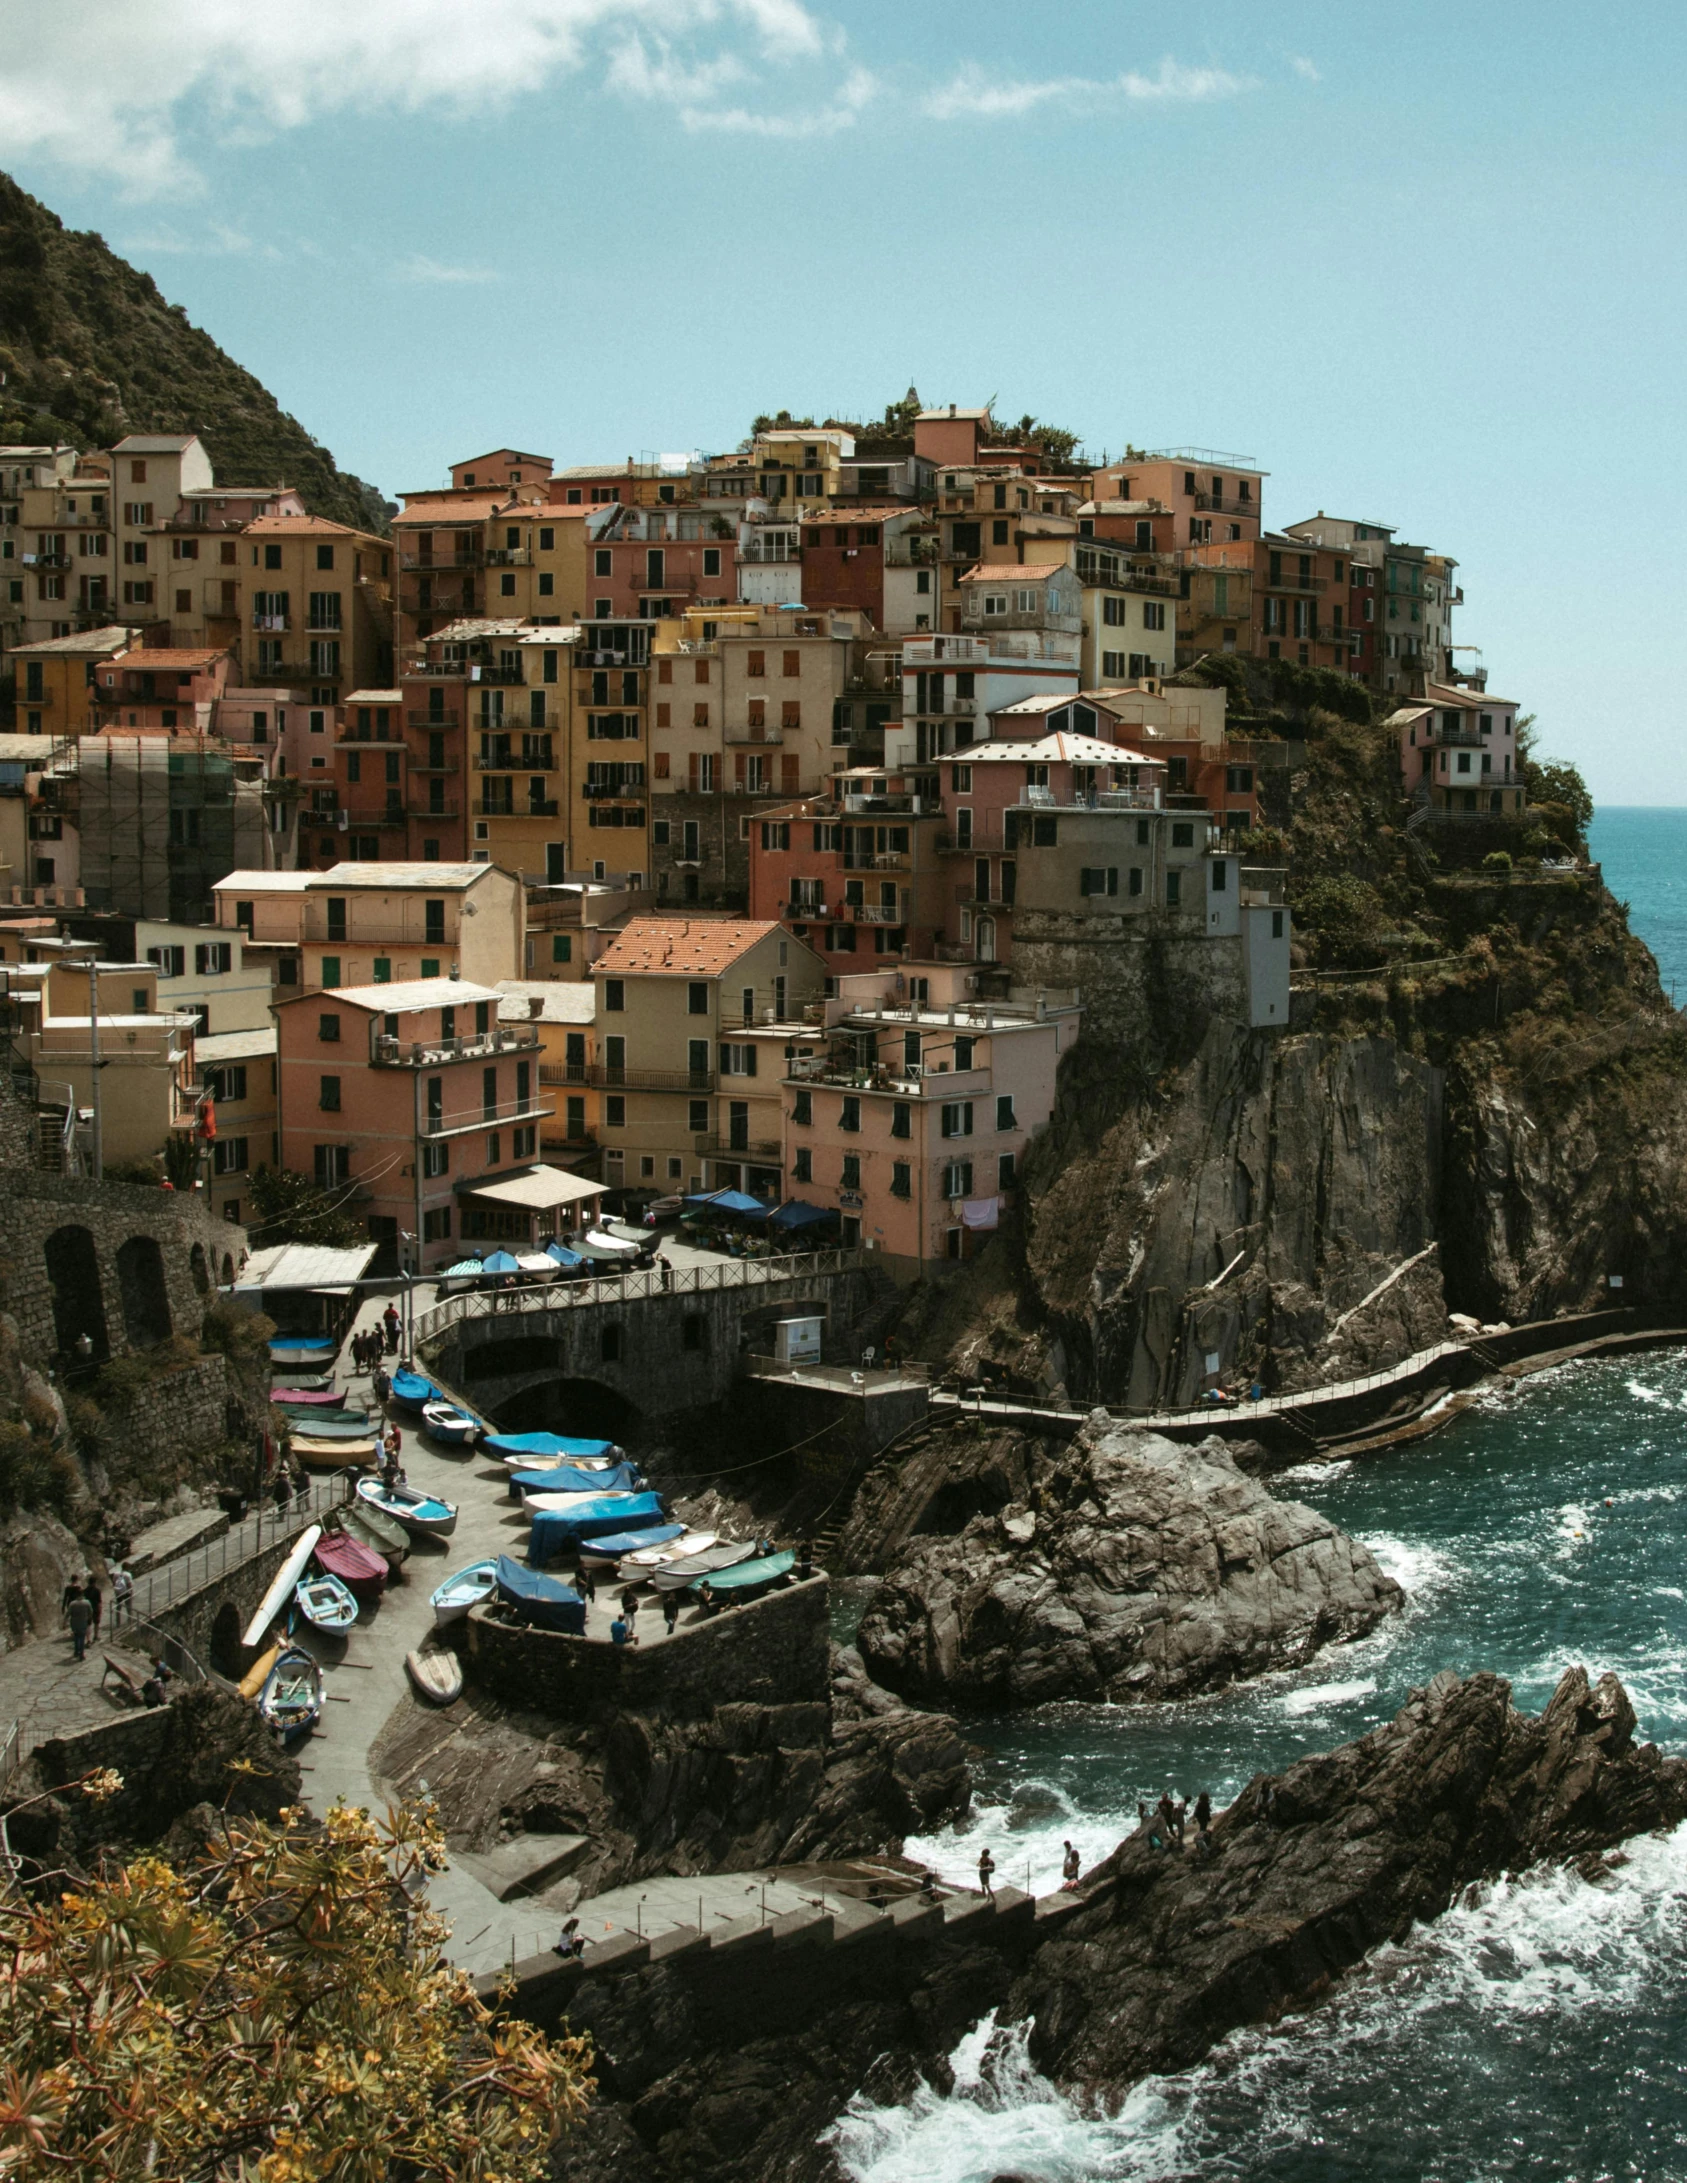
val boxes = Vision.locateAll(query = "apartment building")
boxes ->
[393,497,511,654]
[53,913,273,1035]
[197,1024,278,1225]
[798,507,935,632]
[1280,515,1398,686]
[397,618,532,863]
[736,514,804,608]
[207,514,395,715]
[1,448,81,649]
[523,871,651,982]
[1391,686,1524,815]
[591,916,826,1204]
[110,435,215,626]
[89,645,237,728]
[583,501,737,621]
[746,764,948,975]
[211,859,523,995]
[987,683,1260,830]
[556,616,649,876]
[495,980,599,1170]
[706,429,853,511]
[1089,450,1266,550]
[10,626,142,737]
[451,450,553,492]
[886,618,1081,770]
[7,954,200,1165]
[273,976,567,1271]
[1067,530,1177,684]
[14,460,119,644]
[784,963,1080,1275]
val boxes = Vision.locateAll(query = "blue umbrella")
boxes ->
[767,1199,836,1231]
[481,1249,521,1274]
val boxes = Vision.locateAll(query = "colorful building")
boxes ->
[1390,686,1524,815]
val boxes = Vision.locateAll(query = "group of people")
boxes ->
[351,1306,402,1374]
[63,1565,140,1663]
[1137,1789,1214,1852]
[607,1582,684,1646]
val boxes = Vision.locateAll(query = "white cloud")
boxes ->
[674,62,876,135]
[0,0,841,194]
[396,254,499,283]
[1290,55,1322,83]
[923,55,1253,122]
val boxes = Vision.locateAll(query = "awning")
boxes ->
[459,1165,608,1212]
[683,1187,767,1217]
[766,1199,838,1231]
[236,1241,380,1292]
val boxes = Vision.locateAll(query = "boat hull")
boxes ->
[356,1479,458,1538]
[339,1505,409,1567]
[257,1646,323,1743]
[406,1648,463,1704]
[430,1558,498,1625]
[294,1574,359,1632]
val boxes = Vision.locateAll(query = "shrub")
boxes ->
[1482,851,1513,875]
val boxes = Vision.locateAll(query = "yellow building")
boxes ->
[9,955,199,1168]
[225,515,394,712]
[211,860,524,993]
[524,620,652,885]
[10,625,140,736]
[496,981,599,1170]
[591,915,826,1202]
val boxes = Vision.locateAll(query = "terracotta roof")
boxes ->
[958,565,1073,584]
[243,514,378,539]
[595,917,780,978]
[456,450,552,469]
[1423,681,1516,710]
[393,497,507,524]
[112,648,227,670]
[10,625,141,657]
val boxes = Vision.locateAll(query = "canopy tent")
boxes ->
[242,1243,380,1295]
[766,1199,838,1232]
[683,1187,767,1218]
[461,1166,607,1212]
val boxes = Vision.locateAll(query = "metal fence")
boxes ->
[415,1247,871,1344]
[124,1476,354,1629]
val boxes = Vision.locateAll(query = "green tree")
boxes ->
[246,1164,365,1249]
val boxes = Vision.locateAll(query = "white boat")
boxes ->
[430,1558,499,1626]
[356,1479,458,1539]
[496,1450,620,1473]
[406,1648,463,1705]
[616,1529,719,1575]
[240,1525,322,1649]
[583,1228,642,1260]
[522,1486,645,1515]
[422,1401,480,1447]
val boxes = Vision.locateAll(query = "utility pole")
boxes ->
[81,949,104,1180]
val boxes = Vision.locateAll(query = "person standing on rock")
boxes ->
[1195,1791,1212,1836]
[1061,1841,1081,1890]
[977,1847,996,1899]
[66,1586,93,1662]
[1157,1791,1177,1844]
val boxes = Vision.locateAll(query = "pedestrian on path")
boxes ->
[61,1573,84,1623]
[110,1564,133,1627]
[89,1579,103,1640]
[372,1362,391,1409]
[977,1846,996,1899]
[66,1588,93,1661]
[382,1304,400,1354]
[662,1591,680,1635]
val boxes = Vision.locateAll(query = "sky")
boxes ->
[2,0,1684,802]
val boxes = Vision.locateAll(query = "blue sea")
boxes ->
[1590,806,1687,1006]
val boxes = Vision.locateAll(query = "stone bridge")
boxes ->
[415,1249,897,1439]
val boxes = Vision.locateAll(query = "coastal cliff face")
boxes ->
[855,1419,1402,1708]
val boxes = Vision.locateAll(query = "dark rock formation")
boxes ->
[858,1417,1401,1707]
[1017,1665,1687,2087]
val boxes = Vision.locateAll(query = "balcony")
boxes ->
[400,546,485,570]
[248,662,313,683]
[485,548,531,567]
[538,1063,590,1087]
[473,750,554,770]
[1192,493,1256,516]
[405,756,460,774]
[473,798,557,817]
[696,1134,782,1161]
[787,1056,992,1099]
[419,1095,556,1141]
[406,801,460,821]
[841,849,909,870]
[849,904,902,924]
[725,727,784,746]
[251,615,290,632]
[371,1026,540,1068]
[590,1064,714,1093]
[402,662,523,684]
[407,708,462,727]
[783,899,829,920]
[1262,572,1328,594]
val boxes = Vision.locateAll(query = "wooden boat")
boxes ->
[422,1401,480,1447]
[256,1646,323,1742]
[388,1369,443,1414]
[290,1435,380,1468]
[616,1529,719,1576]
[293,1571,359,1632]
[494,1555,586,1633]
[339,1501,409,1568]
[270,1336,337,1370]
[278,1413,378,1442]
[271,1370,334,1393]
[430,1558,499,1626]
[650,1540,759,1592]
[314,1530,387,1603]
[241,1526,322,1649]
[271,1387,346,1410]
[238,1639,280,1702]
[356,1477,458,1539]
[405,1648,463,1705]
[692,1548,796,1596]
[578,1522,687,1568]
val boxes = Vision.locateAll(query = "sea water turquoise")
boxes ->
[829,834,1687,2181]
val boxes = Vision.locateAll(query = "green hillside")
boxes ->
[0,171,389,533]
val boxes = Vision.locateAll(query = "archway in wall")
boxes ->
[208,1600,243,1678]
[44,1226,110,1362]
[459,1336,560,1384]
[493,1377,644,1446]
[189,1243,210,1296]
[115,1236,173,1349]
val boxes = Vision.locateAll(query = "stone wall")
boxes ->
[90,1356,238,1484]
[142,1523,314,1678]
[464,1574,831,1722]
[2,1170,241,1368]
[1007,916,1249,1048]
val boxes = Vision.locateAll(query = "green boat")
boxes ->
[691,1548,795,1596]
[338,1502,409,1568]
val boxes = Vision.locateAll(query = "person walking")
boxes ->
[662,1590,680,1635]
[371,1361,391,1409]
[1061,1840,1081,1890]
[88,1576,104,1641]
[382,1303,401,1355]
[577,1564,596,1604]
[1194,1791,1212,1836]
[61,1573,84,1624]
[977,1846,996,1899]
[66,1586,93,1662]
[110,1563,134,1628]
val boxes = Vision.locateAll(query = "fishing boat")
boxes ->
[275,1409,377,1438]
[256,1646,323,1743]
[241,1526,322,1649]
[315,1529,388,1603]
[269,1334,337,1369]
[356,1477,458,1539]
[339,1502,409,1569]
[290,1434,380,1468]
[483,1431,625,1464]
[238,1640,280,1702]
[649,1540,759,1591]
[270,1387,346,1411]
[508,1461,642,1504]
[388,1369,443,1414]
[422,1401,480,1447]
[578,1522,687,1568]
[493,1555,587,1633]
[520,1483,644,1517]
[405,1648,463,1704]
[691,1548,796,1596]
[528,1492,665,1567]
[616,1528,719,1575]
[271,1370,335,1393]
[293,1570,359,1632]
[430,1558,499,1625]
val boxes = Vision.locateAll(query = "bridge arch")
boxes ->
[115,1235,173,1349]
[491,1377,644,1446]
[44,1225,110,1362]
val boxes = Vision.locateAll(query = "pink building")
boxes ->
[782,964,1080,1278]
[585,504,736,621]
[274,976,596,1271]
[89,645,237,729]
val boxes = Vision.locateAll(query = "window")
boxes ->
[207,1064,248,1104]
[307,591,341,630]
[605,1095,625,1127]
[998,1152,1016,1191]
[792,1088,812,1125]
[1079,868,1120,898]
[319,1075,341,1112]
[314,1144,350,1188]
[147,944,186,977]
[1272,910,1286,939]
[719,1043,757,1076]
[318,1012,341,1041]
[604,979,625,1011]
[372,958,391,984]
[940,1101,973,1138]
[1167,870,1182,907]
[551,933,572,963]
[1211,861,1229,892]
[793,1145,813,1182]
[841,1152,861,1190]
[890,1160,912,1198]
[996,1094,1016,1131]
[1171,822,1195,848]
[422,1207,452,1242]
[747,649,766,677]
[703,547,721,576]
[953,1036,974,1069]
[212,1137,249,1175]
[513,1124,536,1158]
[941,1159,973,1199]
[193,941,233,975]
[595,549,611,577]
[840,1095,861,1132]
[891,1101,911,1139]
[688,1098,709,1133]
[1142,602,1166,630]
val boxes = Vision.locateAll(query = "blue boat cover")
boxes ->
[508,1460,642,1502]
[482,1248,521,1273]
[389,1370,441,1407]
[546,1240,585,1267]
[528,1491,665,1564]
[270,1334,334,1352]
[767,1198,837,1231]
[579,1522,686,1557]
[485,1431,621,1461]
[494,1554,586,1633]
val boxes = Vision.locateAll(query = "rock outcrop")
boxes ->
[1017,1665,1687,2088]
[857,1417,1401,1708]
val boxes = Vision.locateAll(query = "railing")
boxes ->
[415,1246,871,1342]
[473,750,554,770]
[589,1064,714,1093]
[784,900,829,920]
[850,904,901,924]
[403,663,524,684]
[404,756,459,773]
[695,1134,783,1160]
[1262,572,1328,593]
[485,548,532,566]
[401,548,485,569]
[1192,493,1256,516]
[421,1096,555,1139]
[407,708,462,727]
[405,801,460,820]
[841,850,909,871]
[372,1027,540,1066]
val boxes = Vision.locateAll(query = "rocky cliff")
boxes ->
[856,1417,1401,1708]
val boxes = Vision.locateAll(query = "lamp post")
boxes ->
[74,948,104,1179]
